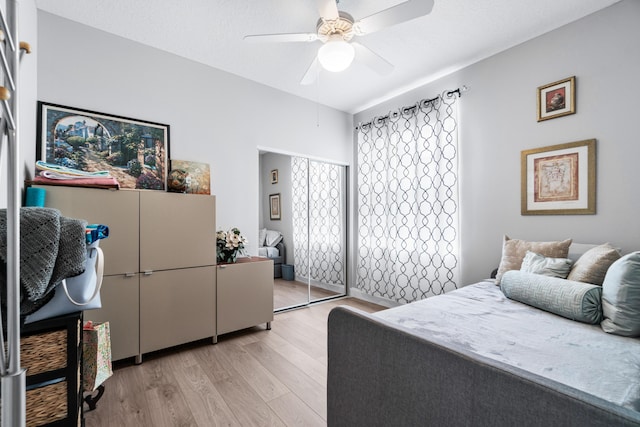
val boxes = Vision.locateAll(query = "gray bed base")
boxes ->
[327,306,640,427]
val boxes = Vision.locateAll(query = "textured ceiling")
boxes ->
[36,0,621,113]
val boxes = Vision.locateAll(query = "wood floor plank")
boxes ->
[167,356,241,427]
[191,343,236,384]
[268,392,325,427]
[212,340,290,402]
[141,359,198,427]
[270,315,327,361]
[84,360,154,427]
[258,330,327,386]
[213,375,286,427]
[244,340,327,419]
[274,279,340,310]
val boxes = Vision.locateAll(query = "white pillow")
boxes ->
[264,229,282,247]
[258,228,267,246]
[520,251,573,279]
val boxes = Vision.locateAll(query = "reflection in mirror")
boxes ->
[292,157,346,304]
[259,151,347,311]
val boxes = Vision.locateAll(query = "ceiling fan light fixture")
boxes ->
[317,37,355,72]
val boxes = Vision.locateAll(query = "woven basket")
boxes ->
[21,329,67,375]
[26,380,68,427]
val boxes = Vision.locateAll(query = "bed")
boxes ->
[327,240,640,426]
[258,228,285,277]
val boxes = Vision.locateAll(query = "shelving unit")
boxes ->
[20,312,83,427]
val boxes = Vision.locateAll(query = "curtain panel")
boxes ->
[291,157,346,287]
[355,91,460,304]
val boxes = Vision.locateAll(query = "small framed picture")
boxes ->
[271,169,278,184]
[537,76,575,122]
[521,139,596,215]
[269,193,281,220]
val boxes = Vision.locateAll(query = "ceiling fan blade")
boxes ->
[317,0,339,20]
[352,42,394,75]
[244,33,318,43]
[355,0,434,35]
[300,57,320,85]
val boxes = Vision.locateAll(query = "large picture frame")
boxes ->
[521,139,596,215]
[36,101,170,190]
[269,193,281,220]
[537,76,576,122]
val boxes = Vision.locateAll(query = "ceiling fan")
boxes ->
[244,0,435,85]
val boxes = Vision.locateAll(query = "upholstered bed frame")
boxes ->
[327,240,640,426]
[327,305,640,427]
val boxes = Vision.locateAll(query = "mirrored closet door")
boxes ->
[259,151,347,311]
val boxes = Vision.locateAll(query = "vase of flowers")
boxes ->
[216,227,247,263]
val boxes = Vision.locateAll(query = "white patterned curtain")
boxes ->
[292,157,345,286]
[355,90,460,304]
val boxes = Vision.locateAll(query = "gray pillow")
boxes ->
[501,270,603,324]
[520,250,573,279]
[601,251,640,337]
[567,243,621,285]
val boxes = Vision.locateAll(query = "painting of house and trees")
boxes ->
[37,102,170,190]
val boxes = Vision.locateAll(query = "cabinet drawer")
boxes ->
[21,329,67,375]
[26,380,68,427]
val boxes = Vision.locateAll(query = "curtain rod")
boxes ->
[356,85,468,130]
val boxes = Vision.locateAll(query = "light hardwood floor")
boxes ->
[273,278,341,310]
[84,297,385,427]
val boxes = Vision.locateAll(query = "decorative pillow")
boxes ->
[264,229,283,247]
[495,236,572,284]
[567,243,621,285]
[258,228,267,247]
[501,270,603,324]
[601,252,640,337]
[520,251,573,279]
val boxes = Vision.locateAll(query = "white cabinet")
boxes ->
[37,186,216,362]
[216,257,274,337]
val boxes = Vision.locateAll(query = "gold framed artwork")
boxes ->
[537,76,575,122]
[271,169,278,184]
[269,193,281,220]
[521,139,596,215]
[170,159,211,194]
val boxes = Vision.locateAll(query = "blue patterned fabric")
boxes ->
[501,270,602,324]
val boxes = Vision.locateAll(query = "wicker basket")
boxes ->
[26,380,68,427]
[21,329,67,376]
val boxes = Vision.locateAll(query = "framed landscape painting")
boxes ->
[36,102,170,190]
[521,139,596,215]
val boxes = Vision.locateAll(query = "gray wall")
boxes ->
[33,1,640,295]
[354,0,640,286]
[36,12,353,256]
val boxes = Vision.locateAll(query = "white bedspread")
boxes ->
[373,280,640,411]
[258,246,279,258]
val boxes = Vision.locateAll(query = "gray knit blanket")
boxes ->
[0,207,87,315]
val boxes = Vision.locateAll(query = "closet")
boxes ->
[259,151,348,311]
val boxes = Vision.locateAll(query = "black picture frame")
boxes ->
[269,193,281,220]
[36,101,170,190]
